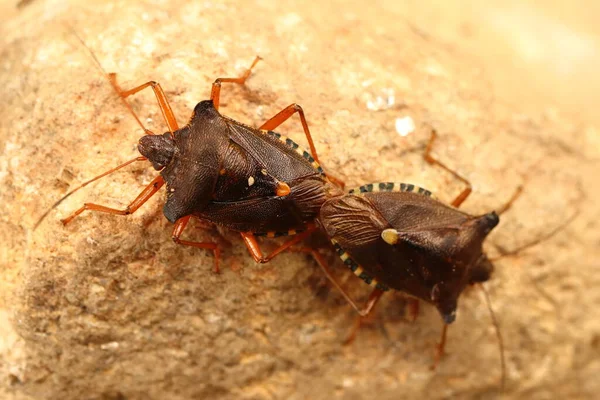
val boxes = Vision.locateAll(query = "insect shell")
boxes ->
[138,100,342,233]
[319,182,499,324]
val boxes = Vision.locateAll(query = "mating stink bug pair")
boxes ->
[37,47,540,386]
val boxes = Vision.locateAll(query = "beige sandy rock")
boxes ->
[1,1,598,399]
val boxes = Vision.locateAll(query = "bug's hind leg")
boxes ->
[259,105,345,188]
[291,247,385,317]
[423,129,472,208]
[61,175,164,225]
[172,216,221,274]
[241,226,317,264]
[210,56,262,110]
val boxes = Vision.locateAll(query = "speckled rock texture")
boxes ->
[1,1,598,399]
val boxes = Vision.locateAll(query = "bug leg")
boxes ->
[259,104,345,188]
[108,74,179,133]
[172,216,221,273]
[291,247,385,316]
[68,28,176,134]
[210,56,262,110]
[241,225,317,263]
[423,129,472,208]
[407,298,420,322]
[432,323,449,369]
[34,156,148,230]
[61,175,164,225]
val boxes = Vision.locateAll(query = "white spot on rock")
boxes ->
[395,116,415,137]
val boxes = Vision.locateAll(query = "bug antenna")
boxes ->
[64,24,149,133]
[492,181,584,260]
[477,283,506,390]
[492,208,580,260]
[496,185,523,216]
[33,156,147,230]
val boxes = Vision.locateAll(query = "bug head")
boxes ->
[138,132,176,170]
[470,253,495,283]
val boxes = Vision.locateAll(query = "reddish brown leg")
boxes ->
[210,56,262,110]
[343,289,386,344]
[344,315,364,345]
[241,225,317,263]
[172,216,221,273]
[431,323,449,370]
[259,104,345,188]
[291,247,385,317]
[108,74,179,133]
[407,298,420,322]
[424,129,472,208]
[61,175,164,225]
[34,156,148,230]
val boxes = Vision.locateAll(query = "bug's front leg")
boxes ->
[108,74,179,134]
[61,175,164,225]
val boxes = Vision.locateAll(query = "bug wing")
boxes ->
[224,120,318,182]
[200,174,329,233]
[366,191,470,232]
[200,195,303,232]
[320,195,389,249]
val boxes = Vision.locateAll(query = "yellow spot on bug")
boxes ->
[381,229,399,245]
[370,279,379,287]
[276,181,291,196]
[248,176,255,186]
[219,169,226,175]
[267,231,276,238]
[353,267,364,276]
[261,169,268,175]
[288,229,297,236]
[340,252,349,261]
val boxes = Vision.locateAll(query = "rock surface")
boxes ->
[1,0,598,399]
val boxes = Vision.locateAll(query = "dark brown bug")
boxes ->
[285,131,528,385]
[291,131,515,321]
[35,38,344,273]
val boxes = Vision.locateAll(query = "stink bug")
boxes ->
[34,33,344,273]
[288,130,529,386]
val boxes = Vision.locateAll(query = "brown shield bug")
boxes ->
[288,128,579,387]
[286,129,575,387]
[35,32,346,274]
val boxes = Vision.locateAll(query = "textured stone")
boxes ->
[1,1,598,399]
